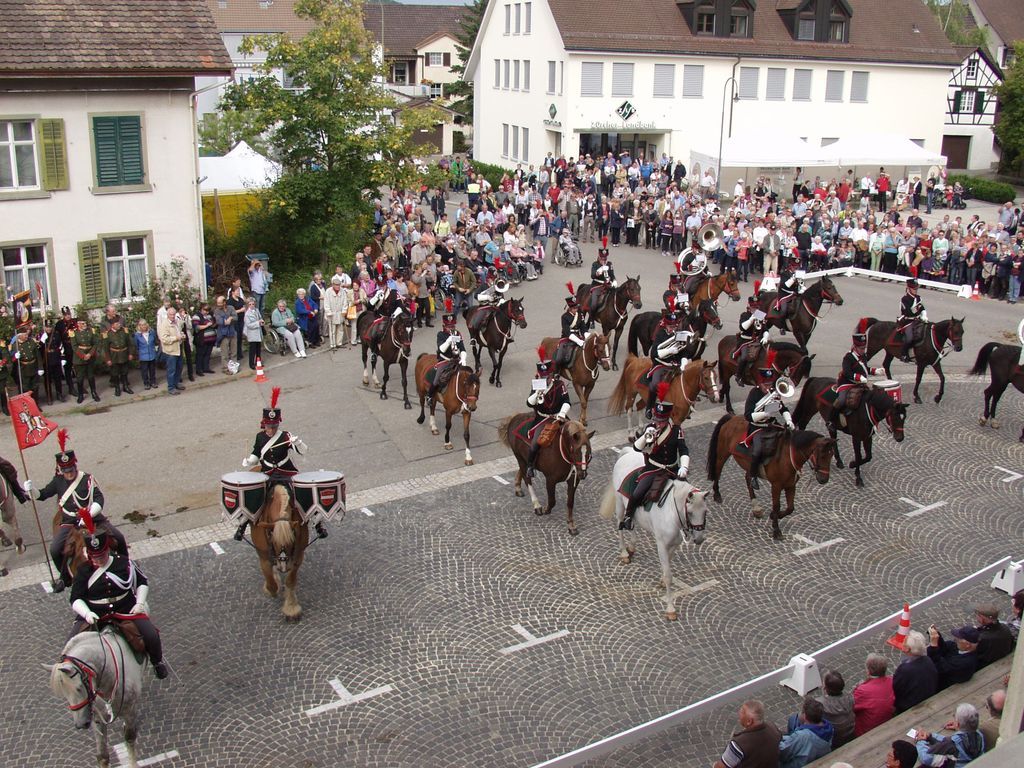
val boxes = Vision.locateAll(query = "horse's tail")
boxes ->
[969,342,1000,376]
[598,482,617,520]
[707,414,731,481]
[271,519,294,550]
[497,415,515,448]
[627,314,641,356]
[607,356,637,415]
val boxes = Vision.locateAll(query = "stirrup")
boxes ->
[153,661,169,680]
[315,523,328,539]
[233,522,248,541]
[51,577,66,594]
[619,514,635,531]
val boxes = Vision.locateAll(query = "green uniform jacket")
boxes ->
[69,327,100,368]
[102,327,136,365]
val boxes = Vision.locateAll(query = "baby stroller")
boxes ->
[556,230,583,267]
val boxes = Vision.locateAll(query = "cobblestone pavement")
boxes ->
[2,376,1021,767]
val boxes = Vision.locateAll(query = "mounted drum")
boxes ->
[292,471,346,528]
[220,471,268,525]
[875,379,902,403]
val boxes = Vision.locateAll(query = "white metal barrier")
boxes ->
[801,266,968,296]
[529,556,1015,768]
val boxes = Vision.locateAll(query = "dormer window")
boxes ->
[697,11,715,34]
[797,16,815,40]
[730,13,749,37]
[782,0,851,44]
[681,0,755,38]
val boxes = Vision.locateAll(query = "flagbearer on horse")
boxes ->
[425,298,468,406]
[734,286,770,384]
[583,238,616,325]
[663,273,690,315]
[744,351,795,490]
[236,388,323,541]
[525,346,571,479]
[827,318,885,429]
[897,278,927,362]
[620,382,689,531]
[29,430,127,593]
[69,509,168,679]
[553,284,588,368]
[774,253,805,322]
[644,298,692,418]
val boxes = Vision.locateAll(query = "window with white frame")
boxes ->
[965,58,978,79]
[0,120,39,191]
[513,60,520,90]
[696,11,714,34]
[391,61,408,85]
[682,64,704,98]
[738,66,759,100]
[502,123,509,157]
[611,63,634,97]
[850,71,869,102]
[1,244,49,304]
[427,52,443,67]
[792,69,813,100]
[825,70,844,102]
[547,60,556,93]
[959,90,976,113]
[494,59,501,88]
[524,2,532,33]
[103,236,148,300]
[514,3,521,34]
[580,62,603,97]
[523,60,531,91]
[429,83,443,98]
[766,68,786,101]
[504,3,511,34]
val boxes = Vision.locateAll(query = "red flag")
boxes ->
[9,393,58,449]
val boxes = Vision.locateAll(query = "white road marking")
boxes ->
[899,497,948,518]
[40,581,53,593]
[993,465,1023,483]
[360,507,374,517]
[492,475,510,485]
[113,743,179,766]
[209,542,224,555]
[498,623,571,655]
[305,678,394,716]
[791,534,845,556]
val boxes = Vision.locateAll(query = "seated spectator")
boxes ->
[294,288,320,348]
[1009,590,1023,641]
[972,603,1013,668]
[914,703,984,766]
[976,689,1004,750]
[816,670,855,748]
[927,624,979,691]
[713,699,781,768]
[886,739,918,768]
[272,299,307,359]
[894,630,938,713]
[853,653,895,737]
[779,696,834,768]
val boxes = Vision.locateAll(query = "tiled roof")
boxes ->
[0,0,232,75]
[546,0,961,67]
[206,0,316,37]
[363,3,467,57]
[974,0,1024,45]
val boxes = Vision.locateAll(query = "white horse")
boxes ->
[0,473,26,576]
[599,448,709,620]
[44,628,147,768]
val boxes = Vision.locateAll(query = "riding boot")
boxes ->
[899,341,913,363]
[113,378,121,397]
[122,376,134,395]
[526,444,539,479]
[736,358,749,384]
[89,378,100,402]
[55,380,66,403]
[76,381,85,404]
[619,500,639,531]
[644,391,656,420]
[825,402,840,431]
[426,382,438,407]
[153,661,169,680]
[748,448,763,490]
[315,522,328,539]
[233,520,249,541]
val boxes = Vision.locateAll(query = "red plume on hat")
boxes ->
[753,280,762,295]
[58,428,69,453]
[78,507,95,535]
[601,236,608,249]
[270,386,281,409]
[764,348,777,369]
[536,343,547,362]
[656,381,671,401]
[666,294,676,311]
[444,297,453,314]
[565,281,574,296]
[856,317,870,334]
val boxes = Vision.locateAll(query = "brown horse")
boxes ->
[686,270,742,306]
[539,332,610,425]
[357,310,414,408]
[706,415,835,539]
[414,354,482,465]
[970,342,1024,441]
[608,356,721,432]
[716,339,815,414]
[463,297,527,388]
[498,414,594,536]
[862,316,965,404]
[0,475,25,575]
[755,276,844,349]
[250,484,309,621]
[575,276,642,370]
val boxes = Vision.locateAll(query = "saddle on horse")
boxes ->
[73,617,147,656]
[468,306,496,334]
[364,315,390,346]
[428,359,456,394]
[553,339,579,369]
[618,467,673,511]
[587,285,608,316]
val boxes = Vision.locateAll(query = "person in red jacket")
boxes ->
[853,653,895,736]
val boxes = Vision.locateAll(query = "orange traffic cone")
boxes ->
[886,603,911,650]
[970,282,981,301]
[254,357,268,383]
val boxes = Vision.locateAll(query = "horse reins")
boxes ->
[557,427,589,485]
[389,318,410,360]
[673,488,705,535]
[62,633,121,719]
[452,369,477,413]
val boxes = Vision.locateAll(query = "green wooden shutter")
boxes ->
[78,240,107,308]
[93,117,121,186]
[117,116,144,185]
[39,118,69,191]
[953,91,963,114]
[975,91,986,114]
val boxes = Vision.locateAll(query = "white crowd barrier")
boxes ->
[800,266,970,297]
[529,556,1016,768]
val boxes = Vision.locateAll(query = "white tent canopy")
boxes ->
[689,132,838,172]
[199,141,280,194]
[826,133,946,167]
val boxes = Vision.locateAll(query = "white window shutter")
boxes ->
[682,64,704,98]
[653,64,674,98]
[581,62,603,97]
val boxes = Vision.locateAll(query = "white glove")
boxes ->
[611,280,618,288]
[783,411,795,430]
[677,455,690,480]
[291,437,308,453]
[13,352,19,360]
[557,402,571,420]
[72,599,99,625]
[131,585,149,615]
[679,357,691,370]
[29,487,40,500]
[752,410,772,423]
[38,369,44,377]
[242,454,258,469]
[920,310,928,323]
[459,350,468,367]
[761,331,771,345]
[22,479,31,492]
[89,502,101,518]
[527,390,540,406]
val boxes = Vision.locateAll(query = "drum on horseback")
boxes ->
[357,298,414,408]
[463,293,527,388]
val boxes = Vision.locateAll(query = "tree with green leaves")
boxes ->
[218,0,445,268]
[924,0,988,48]
[446,0,488,120]
[994,42,1024,173]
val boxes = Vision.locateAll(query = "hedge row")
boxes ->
[946,173,1017,204]
[465,160,512,188]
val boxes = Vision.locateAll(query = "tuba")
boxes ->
[775,376,796,399]
[696,222,724,253]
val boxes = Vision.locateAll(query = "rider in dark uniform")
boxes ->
[425,298,468,405]
[775,253,804,321]
[897,278,927,362]
[663,272,691,316]
[29,430,127,593]
[735,289,770,384]
[645,299,693,418]
[553,285,587,368]
[620,382,690,531]
[826,318,884,428]
[585,239,616,322]
[679,247,710,296]
[70,513,168,679]
[743,351,795,490]
[525,346,571,479]
[236,388,324,541]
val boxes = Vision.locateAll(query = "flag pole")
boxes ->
[15,442,57,585]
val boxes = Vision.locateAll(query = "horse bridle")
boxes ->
[61,633,120,720]
[453,369,478,413]
[674,487,705,535]
[390,318,411,360]
[558,426,589,484]
[580,335,610,379]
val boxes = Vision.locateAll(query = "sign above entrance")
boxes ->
[615,100,636,122]
[589,120,659,131]
[544,102,562,127]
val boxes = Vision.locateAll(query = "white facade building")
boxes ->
[468,0,960,175]
[942,47,1002,171]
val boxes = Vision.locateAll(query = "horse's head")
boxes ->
[265,484,297,573]
[809,435,836,485]
[509,297,528,329]
[819,276,844,306]
[699,299,723,330]
[878,397,909,442]
[724,270,741,301]
[791,353,815,384]
[593,334,611,370]
[44,642,114,731]
[394,314,414,355]
[674,483,708,545]
[564,421,595,479]
[623,276,642,309]
[458,366,481,412]
[699,359,721,403]
[947,317,965,352]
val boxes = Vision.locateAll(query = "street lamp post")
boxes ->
[715,59,741,199]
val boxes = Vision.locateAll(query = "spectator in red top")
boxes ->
[549,184,561,206]
[837,178,852,207]
[876,168,891,213]
[853,652,895,736]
